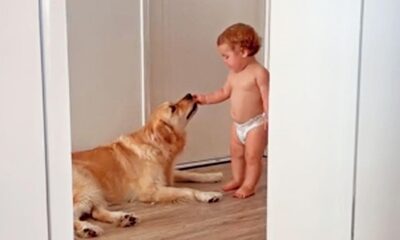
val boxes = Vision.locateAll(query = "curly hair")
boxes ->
[217,23,261,56]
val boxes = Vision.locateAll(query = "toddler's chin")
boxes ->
[231,67,242,73]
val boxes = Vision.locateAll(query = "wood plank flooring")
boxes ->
[76,162,267,240]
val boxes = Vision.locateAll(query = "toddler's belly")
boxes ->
[231,106,264,123]
[230,91,265,123]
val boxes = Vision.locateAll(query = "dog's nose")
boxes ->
[183,93,193,100]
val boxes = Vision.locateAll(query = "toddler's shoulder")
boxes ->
[249,61,268,72]
[252,63,269,78]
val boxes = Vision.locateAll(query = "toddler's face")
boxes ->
[217,43,247,72]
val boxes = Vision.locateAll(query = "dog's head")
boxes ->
[148,93,198,136]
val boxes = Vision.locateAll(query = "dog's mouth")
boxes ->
[186,103,198,120]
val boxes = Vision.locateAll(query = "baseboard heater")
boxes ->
[176,154,267,170]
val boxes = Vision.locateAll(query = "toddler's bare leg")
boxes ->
[234,125,267,198]
[223,123,245,192]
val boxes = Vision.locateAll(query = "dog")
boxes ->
[72,93,223,238]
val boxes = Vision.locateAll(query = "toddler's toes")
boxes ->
[233,186,255,199]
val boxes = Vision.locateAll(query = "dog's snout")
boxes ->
[183,93,193,101]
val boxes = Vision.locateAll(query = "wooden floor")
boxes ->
[76,163,267,240]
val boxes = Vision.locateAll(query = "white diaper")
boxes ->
[235,113,267,144]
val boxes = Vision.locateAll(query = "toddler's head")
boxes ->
[217,23,261,57]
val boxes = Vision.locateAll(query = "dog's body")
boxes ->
[72,94,223,238]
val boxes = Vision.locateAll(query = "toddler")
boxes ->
[194,23,269,198]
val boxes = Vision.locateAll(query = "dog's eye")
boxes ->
[169,105,176,113]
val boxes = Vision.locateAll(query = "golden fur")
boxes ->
[72,94,223,238]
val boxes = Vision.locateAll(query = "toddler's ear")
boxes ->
[241,48,250,57]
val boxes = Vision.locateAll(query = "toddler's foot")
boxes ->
[233,185,255,199]
[222,180,241,192]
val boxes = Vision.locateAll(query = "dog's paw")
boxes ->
[76,222,103,238]
[118,212,139,228]
[196,191,223,203]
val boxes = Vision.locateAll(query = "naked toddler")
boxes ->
[194,23,269,198]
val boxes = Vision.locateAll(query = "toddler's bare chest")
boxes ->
[231,75,258,92]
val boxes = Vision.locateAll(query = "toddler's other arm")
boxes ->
[256,69,269,129]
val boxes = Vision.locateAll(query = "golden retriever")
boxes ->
[72,93,223,238]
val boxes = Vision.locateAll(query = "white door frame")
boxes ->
[39,0,73,239]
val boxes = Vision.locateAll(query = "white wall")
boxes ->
[267,0,361,239]
[149,0,265,162]
[67,0,142,151]
[0,1,49,239]
[268,0,400,239]
[354,0,400,239]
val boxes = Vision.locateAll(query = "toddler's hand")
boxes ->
[193,94,207,105]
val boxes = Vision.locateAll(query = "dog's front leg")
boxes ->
[174,170,223,183]
[91,206,138,227]
[152,186,222,203]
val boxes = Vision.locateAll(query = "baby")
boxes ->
[194,23,269,198]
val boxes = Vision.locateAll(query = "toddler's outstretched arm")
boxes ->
[194,79,231,105]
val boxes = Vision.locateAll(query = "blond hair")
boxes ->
[217,23,261,56]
